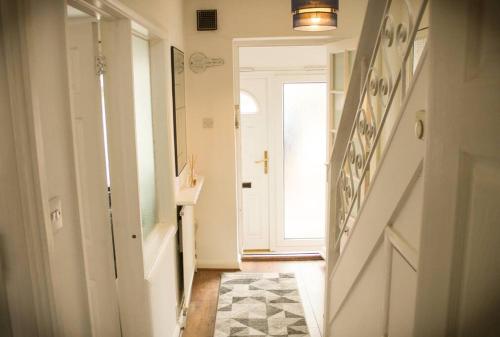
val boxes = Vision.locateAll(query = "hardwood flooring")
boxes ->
[182,260,325,337]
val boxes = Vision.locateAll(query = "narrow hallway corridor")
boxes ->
[183,260,325,337]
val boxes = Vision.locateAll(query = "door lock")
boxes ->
[255,150,269,174]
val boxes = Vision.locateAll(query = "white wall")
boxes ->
[28,1,91,335]
[0,29,38,336]
[120,0,185,49]
[239,45,327,69]
[184,0,367,267]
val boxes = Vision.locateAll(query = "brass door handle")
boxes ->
[254,150,269,174]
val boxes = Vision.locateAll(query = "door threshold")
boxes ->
[242,251,324,262]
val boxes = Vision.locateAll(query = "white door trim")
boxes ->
[232,43,244,261]
[233,39,333,255]
[239,70,328,252]
[69,0,167,40]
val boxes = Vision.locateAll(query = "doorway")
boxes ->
[237,45,328,254]
[65,3,178,335]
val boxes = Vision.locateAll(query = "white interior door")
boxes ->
[240,77,270,250]
[270,75,327,251]
[414,1,500,335]
[101,19,152,337]
[66,19,121,337]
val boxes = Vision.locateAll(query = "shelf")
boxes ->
[176,176,205,206]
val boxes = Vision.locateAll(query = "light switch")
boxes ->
[202,117,214,129]
[49,197,63,232]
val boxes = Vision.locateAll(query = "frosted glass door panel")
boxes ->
[283,83,327,240]
[132,35,157,237]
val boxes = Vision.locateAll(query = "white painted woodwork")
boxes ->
[66,19,121,337]
[1,1,180,336]
[323,2,387,331]
[180,206,196,307]
[414,1,500,336]
[0,14,40,335]
[2,0,104,334]
[240,70,328,252]
[175,177,205,206]
[324,38,358,256]
[144,224,181,337]
[176,177,203,310]
[102,16,184,337]
[240,77,270,250]
[101,19,151,337]
[146,30,182,337]
[233,44,244,260]
[330,242,387,336]
[387,247,418,336]
[326,47,428,335]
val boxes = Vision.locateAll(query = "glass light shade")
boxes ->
[292,0,338,11]
[293,11,337,31]
[292,0,338,31]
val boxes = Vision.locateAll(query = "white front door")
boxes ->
[240,73,328,252]
[240,77,270,250]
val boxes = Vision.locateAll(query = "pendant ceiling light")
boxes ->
[292,0,338,31]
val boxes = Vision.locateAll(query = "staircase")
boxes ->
[324,0,429,335]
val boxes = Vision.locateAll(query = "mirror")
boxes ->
[171,46,187,176]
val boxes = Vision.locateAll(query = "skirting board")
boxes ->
[196,259,241,270]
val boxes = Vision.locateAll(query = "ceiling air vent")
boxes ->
[197,10,217,31]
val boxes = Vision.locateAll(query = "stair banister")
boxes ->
[326,0,388,269]
[327,0,429,268]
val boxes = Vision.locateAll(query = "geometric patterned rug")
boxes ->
[214,272,310,337]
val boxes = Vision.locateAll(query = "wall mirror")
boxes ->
[171,46,187,176]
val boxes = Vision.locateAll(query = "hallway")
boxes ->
[183,260,325,337]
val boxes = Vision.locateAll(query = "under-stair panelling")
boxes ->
[327,50,428,335]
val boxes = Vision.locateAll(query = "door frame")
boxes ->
[2,0,176,335]
[81,3,176,337]
[233,38,334,254]
[9,0,175,335]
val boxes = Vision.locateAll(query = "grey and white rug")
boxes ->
[214,272,310,337]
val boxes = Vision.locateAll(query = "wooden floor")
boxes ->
[182,260,325,337]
